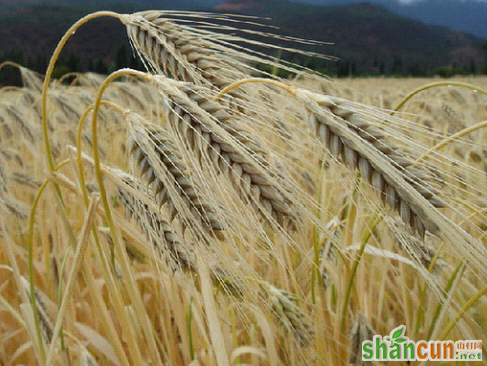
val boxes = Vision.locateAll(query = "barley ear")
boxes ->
[266,284,314,346]
[125,110,225,239]
[387,217,445,272]
[319,218,341,288]
[297,89,445,237]
[349,311,375,366]
[115,171,196,271]
[151,76,297,228]
[20,276,54,345]
[122,12,247,89]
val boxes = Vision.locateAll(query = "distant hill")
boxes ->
[211,0,486,75]
[0,1,485,79]
[290,0,487,39]
[0,5,127,68]
[2,0,486,38]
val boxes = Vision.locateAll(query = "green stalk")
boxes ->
[187,297,195,361]
[89,69,149,262]
[76,101,125,208]
[414,240,448,338]
[426,262,465,340]
[437,285,487,341]
[90,68,163,364]
[26,160,70,362]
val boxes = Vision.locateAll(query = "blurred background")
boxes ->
[0,0,486,84]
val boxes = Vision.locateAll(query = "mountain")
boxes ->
[210,0,485,75]
[386,0,487,39]
[0,0,486,38]
[290,0,487,39]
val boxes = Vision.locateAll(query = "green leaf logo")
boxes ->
[389,325,407,345]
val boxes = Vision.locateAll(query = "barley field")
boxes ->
[0,11,486,366]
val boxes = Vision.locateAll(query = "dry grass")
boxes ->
[0,10,486,366]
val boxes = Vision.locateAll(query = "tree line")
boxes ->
[1,41,487,86]
[0,44,144,87]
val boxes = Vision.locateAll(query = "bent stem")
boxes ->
[76,100,125,207]
[90,68,150,255]
[41,11,122,173]
[391,81,487,115]
[0,61,23,75]
[414,119,487,165]
[214,77,297,101]
[90,68,162,364]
